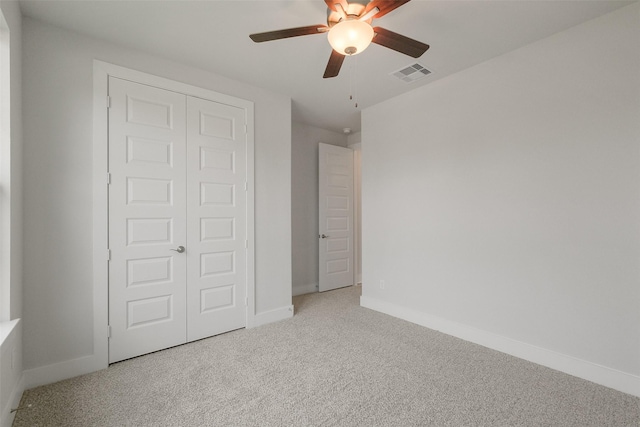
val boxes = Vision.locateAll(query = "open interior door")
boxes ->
[318,143,354,292]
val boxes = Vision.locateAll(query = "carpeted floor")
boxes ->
[13,285,640,426]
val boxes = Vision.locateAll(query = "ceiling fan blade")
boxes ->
[323,50,345,78]
[363,0,411,19]
[372,27,429,58]
[325,0,350,13]
[250,25,328,43]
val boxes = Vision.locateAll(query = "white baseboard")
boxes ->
[292,282,317,296]
[22,305,293,390]
[360,295,640,398]
[23,354,106,390]
[23,305,294,390]
[250,305,294,328]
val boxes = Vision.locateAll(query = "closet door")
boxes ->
[108,77,187,363]
[186,97,247,341]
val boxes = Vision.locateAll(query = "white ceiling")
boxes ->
[18,0,634,133]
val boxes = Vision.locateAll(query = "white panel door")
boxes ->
[319,143,354,292]
[108,77,187,363]
[186,97,247,341]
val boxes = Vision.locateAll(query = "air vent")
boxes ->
[391,63,432,83]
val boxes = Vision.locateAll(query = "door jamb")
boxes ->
[92,60,256,370]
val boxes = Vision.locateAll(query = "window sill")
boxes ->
[0,319,19,347]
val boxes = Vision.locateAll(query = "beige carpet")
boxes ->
[14,285,640,426]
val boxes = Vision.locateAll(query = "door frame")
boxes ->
[92,60,255,369]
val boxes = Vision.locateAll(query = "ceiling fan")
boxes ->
[249,0,429,78]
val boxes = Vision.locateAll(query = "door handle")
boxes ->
[320,234,330,239]
[170,246,185,253]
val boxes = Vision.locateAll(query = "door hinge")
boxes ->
[244,124,248,134]
[107,249,111,261]
[107,325,111,338]
[245,239,248,249]
[107,96,111,108]
[245,297,248,307]
[244,182,248,191]
[107,172,111,185]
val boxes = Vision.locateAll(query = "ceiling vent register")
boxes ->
[392,63,431,83]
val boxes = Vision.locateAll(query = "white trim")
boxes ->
[91,61,110,377]
[292,282,317,296]
[22,355,101,390]
[360,295,640,398]
[244,101,256,329]
[1,373,23,427]
[0,319,17,345]
[0,319,23,427]
[0,9,11,322]
[251,305,294,328]
[93,60,256,371]
[95,61,252,110]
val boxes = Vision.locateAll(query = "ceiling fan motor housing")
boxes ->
[326,0,372,27]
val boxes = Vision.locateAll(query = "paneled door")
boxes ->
[108,78,188,363]
[318,143,354,292]
[108,77,248,363]
[186,96,247,342]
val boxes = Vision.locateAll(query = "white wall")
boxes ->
[361,4,640,396]
[347,132,362,284]
[291,122,347,296]
[0,1,23,425]
[22,17,292,379]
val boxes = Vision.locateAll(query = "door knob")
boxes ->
[320,234,330,239]
[170,246,185,253]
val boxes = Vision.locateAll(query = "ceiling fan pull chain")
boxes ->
[354,55,359,109]
[349,56,353,102]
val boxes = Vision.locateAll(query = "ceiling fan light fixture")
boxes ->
[327,19,374,56]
